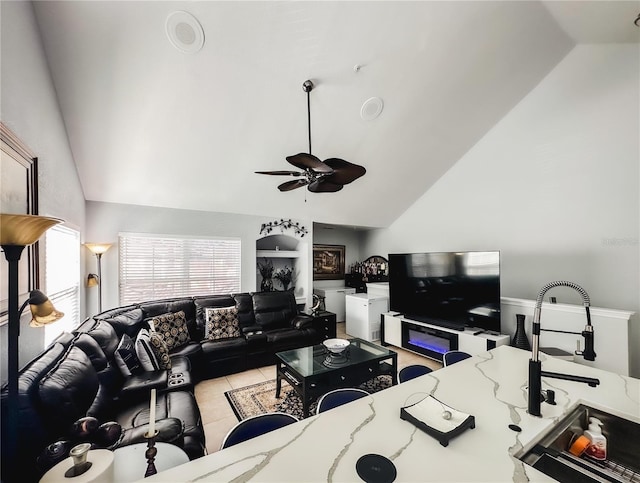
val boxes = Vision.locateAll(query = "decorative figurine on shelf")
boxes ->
[311,294,325,314]
[274,266,294,291]
[257,258,274,292]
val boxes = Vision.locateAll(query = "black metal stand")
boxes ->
[95,252,103,313]
[1,244,26,482]
[144,430,159,478]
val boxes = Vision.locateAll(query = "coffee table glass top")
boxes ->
[276,338,396,377]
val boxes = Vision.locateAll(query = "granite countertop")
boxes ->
[143,346,639,482]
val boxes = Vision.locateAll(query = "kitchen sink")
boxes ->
[517,403,640,483]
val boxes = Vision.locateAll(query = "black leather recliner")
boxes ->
[74,319,205,459]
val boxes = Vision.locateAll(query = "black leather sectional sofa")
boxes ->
[1,290,320,482]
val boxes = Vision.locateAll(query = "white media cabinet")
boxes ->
[381,312,510,362]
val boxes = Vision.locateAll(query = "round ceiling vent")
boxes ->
[166,11,205,53]
[360,97,384,121]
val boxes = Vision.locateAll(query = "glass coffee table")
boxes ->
[276,338,398,418]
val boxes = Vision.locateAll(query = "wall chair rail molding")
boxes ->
[0,122,40,323]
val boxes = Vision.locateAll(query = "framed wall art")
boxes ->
[0,122,39,323]
[313,244,345,280]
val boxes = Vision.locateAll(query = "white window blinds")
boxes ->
[44,225,80,347]
[119,233,241,305]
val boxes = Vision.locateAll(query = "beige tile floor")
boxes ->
[194,322,442,454]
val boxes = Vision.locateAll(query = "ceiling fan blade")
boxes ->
[255,170,302,176]
[308,180,343,193]
[322,158,366,185]
[278,179,308,192]
[286,153,333,174]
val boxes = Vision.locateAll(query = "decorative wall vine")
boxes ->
[259,219,308,237]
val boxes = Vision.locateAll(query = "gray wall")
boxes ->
[313,224,364,290]
[362,44,639,316]
[1,1,86,382]
[85,201,312,314]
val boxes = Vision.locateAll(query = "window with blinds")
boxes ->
[44,225,80,347]
[119,233,241,305]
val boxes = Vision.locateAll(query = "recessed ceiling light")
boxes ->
[360,97,384,121]
[166,11,205,54]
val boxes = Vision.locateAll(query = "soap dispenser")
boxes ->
[583,417,607,460]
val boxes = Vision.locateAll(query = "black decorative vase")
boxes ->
[511,314,531,350]
[261,278,274,292]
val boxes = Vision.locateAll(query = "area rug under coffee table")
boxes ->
[224,376,392,421]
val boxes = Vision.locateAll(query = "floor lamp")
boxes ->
[84,243,112,313]
[1,213,64,481]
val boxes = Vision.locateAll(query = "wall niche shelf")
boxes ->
[256,250,299,258]
[256,233,309,308]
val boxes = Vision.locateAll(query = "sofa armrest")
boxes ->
[113,418,184,449]
[291,314,314,330]
[120,370,168,397]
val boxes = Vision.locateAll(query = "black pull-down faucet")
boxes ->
[528,281,600,417]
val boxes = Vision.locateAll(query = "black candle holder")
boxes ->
[144,430,159,478]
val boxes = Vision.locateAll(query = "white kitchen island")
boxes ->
[143,346,639,482]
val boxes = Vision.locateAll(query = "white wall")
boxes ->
[313,225,364,289]
[85,201,312,314]
[362,44,639,318]
[1,1,86,382]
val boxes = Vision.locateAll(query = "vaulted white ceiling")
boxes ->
[31,1,639,228]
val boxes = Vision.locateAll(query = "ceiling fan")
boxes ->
[256,80,366,193]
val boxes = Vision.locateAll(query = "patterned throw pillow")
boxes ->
[149,311,191,351]
[149,331,172,369]
[205,306,241,340]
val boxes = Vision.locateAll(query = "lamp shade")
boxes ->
[87,273,99,287]
[26,290,64,327]
[85,243,112,255]
[0,214,63,246]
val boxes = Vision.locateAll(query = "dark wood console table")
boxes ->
[308,310,337,340]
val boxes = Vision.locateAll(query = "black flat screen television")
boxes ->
[388,251,501,333]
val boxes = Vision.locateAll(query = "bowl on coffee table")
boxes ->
[322,338,350,354]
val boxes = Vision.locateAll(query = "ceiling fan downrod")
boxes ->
[303,80,314,155]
